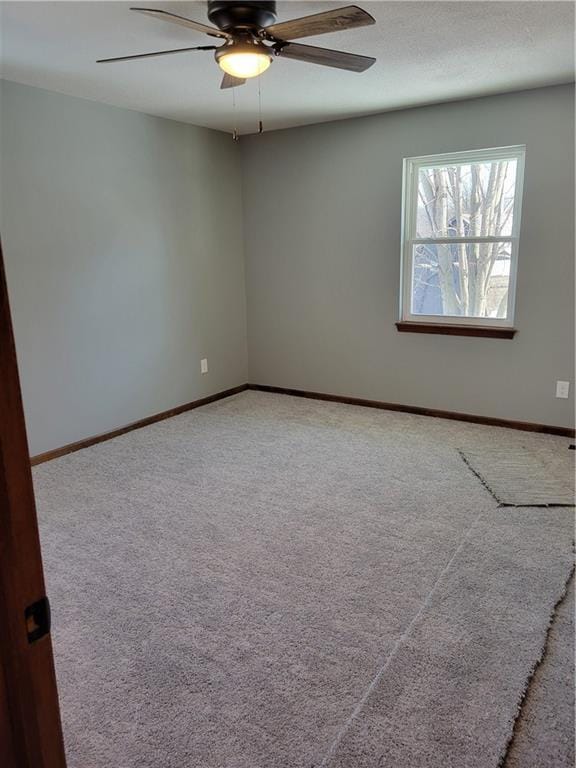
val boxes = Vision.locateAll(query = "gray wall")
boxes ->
[1,81,574,454]
[0,80,247,455]
[241,85,575,429]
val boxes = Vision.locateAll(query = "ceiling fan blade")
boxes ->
[276,42,375,72]
[130,7,230,39]
[265,5,375,42]
[220,73,247,89]
[97,45,217,64]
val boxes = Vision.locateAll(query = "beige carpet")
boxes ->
[33,391,575,768]
[459,447,575,506]
[505,577,575,768]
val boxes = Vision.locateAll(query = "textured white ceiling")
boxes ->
[1,1,574,134]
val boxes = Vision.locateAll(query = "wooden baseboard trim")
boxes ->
[30,381,575,465]
[30,384,248,466]
[248,384,576,438]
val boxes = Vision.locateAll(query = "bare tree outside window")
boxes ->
[401,147,525,326]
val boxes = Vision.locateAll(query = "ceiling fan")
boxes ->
[97,2,376,89]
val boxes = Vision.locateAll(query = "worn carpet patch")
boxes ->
[459,448,575,506]
[33,392,575,768]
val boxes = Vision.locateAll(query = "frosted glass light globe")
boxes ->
[218,50,271,78]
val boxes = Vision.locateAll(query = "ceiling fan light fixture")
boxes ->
[218,51,271,78]
[99,4,377,85]
[215,40,272,79]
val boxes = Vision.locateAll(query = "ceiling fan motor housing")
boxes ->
[207,1,278,32]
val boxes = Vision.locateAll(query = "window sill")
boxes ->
[396,322,517,339]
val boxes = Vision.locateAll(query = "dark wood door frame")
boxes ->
[0,238,67,768]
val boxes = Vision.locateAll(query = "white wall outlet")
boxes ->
[555,380,570,399]
[201,358,208,375]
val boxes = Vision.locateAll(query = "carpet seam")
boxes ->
[317,510,488,767]
[457,449,575,509]
[458,449,504,504]
[498,564,575,768]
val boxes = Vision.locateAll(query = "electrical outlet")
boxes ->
[555,380,570,399]
[201,358,208,375]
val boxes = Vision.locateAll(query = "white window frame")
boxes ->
[400,145,526,327]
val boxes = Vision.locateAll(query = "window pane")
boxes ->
[411,241,511,319]
[416,159,518,238]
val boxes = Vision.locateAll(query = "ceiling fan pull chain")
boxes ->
[232,87,239,142]
[258,77,264,135]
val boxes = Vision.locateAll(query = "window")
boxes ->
[399,146,525,334]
